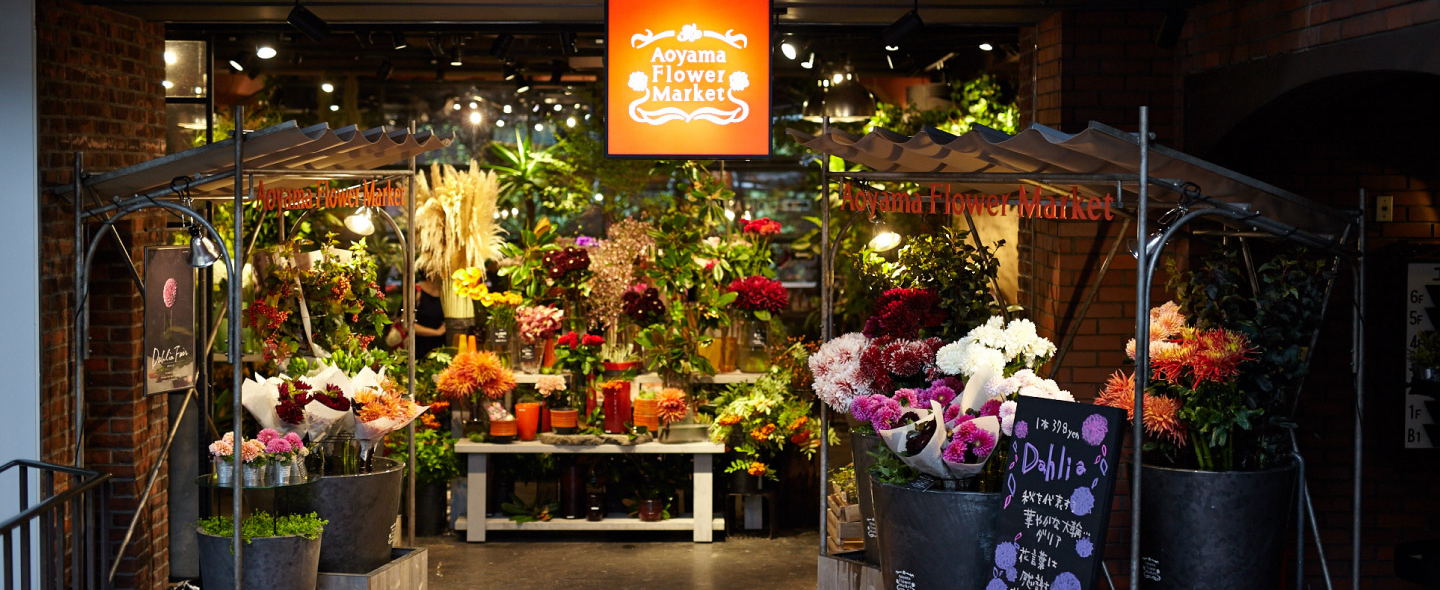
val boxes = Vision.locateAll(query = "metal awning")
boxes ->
[787,121,1353,237]
[62,121,453,199]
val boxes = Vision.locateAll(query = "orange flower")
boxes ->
[717,414,741,426]
[1095,371,1136,420]
[435,350,516,401]
[746,462,768,477]
[790,430,810,444]
[1142,394,1186,446]
[656,388,688,425]
[787,416,808,431]
[749,423,777,441]
[420,413,440,430]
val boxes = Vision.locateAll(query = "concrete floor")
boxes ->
[420,531,819,590]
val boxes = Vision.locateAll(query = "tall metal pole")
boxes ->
[406,122,418,547]
[1352,189,1365,590]
[73,152,84,468]
[818,116,831,556]
[231,105,246,590]
[1130,107,1149,590]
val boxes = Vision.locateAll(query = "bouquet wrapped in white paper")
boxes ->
[873,366,1005,479]
[350,379,428,458]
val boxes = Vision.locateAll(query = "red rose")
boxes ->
[557,331,580,348]
[742,217,782,236]
[581,334,605,347]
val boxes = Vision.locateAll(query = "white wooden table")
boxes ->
[452,440,727,542]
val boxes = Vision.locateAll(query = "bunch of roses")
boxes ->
[741,217,782,236]
[516,305,564,344]
[543,246,591,280]
[726,275,788,313]
[556,331,604,349]
[621,284,665,323]
[862,288,945,340]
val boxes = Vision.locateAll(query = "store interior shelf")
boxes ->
[695,372,765,384]
[454,515,724,532]
[456,440,723,454]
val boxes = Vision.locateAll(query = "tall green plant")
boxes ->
[858,226,1004,338]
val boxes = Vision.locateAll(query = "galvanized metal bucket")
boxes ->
[850,432,884,565]
[197,529,321,590]
[1139,461,1296,590]
[871,476,1003,590]
[301,456,405,574]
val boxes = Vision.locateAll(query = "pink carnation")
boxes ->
[265,438,292,454]
[257,428,280,444]
[208,439,233,458]
[240,439,265,463]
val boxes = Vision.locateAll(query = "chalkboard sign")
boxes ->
[987,397,1126,590]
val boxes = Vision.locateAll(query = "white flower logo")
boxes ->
[729,71,750,92]
[628,71,648,93]
[677,24,702,42]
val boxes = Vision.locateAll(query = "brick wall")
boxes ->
[36,2,169,589]
[1017,2,1440,588]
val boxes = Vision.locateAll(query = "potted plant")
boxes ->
[196,511,326,590]
[486,402,517,443]
[554,329,605,414]
[412,160,506,325]
[709,367,824,493]
[725,275,789,373]
[386,426,463,536]
[632,390,661,433]
[537,374,578,434]
[209,432,236,486]
[1092,248,1329,590]
[597,379,632,435]
[434,346,516,436]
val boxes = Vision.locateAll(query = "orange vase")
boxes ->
[541,337,558,369]
[515,403,542,441]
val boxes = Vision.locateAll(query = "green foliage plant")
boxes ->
[858,225,1004,338]
[198,511,327,544]
[385,427,463,486]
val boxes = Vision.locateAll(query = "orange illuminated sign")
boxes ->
[606,0,772,158]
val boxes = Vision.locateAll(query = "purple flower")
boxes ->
[970,428,996,459]
[894,388,922,408]
[926,383,957,407]
[1075,538,1093,558]
[849,395,881,422]
[943,404,963,426]
[1081,414,1108,446]
[1015,420,1029,439]
[942,438,968,463]
[979,398,1003,417]
[947,421,996,463]
[1050,572,1082,590]
[1070,486,1094,516]
[870,396,903,431]
[994,541,1017,569]
[575,236,598,247]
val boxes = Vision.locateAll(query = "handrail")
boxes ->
[1,459,111,590]
[0,473,109,535]
[0,459,99,478]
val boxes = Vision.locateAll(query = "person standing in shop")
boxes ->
[411,271,447,358]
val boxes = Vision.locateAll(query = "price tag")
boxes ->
[489,327,511,347]
[907,474,937,491]
[748,324,767,349]
[518,345,537,363]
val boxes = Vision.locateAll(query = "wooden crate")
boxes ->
[317,548,427,590]
[817,553,882,590]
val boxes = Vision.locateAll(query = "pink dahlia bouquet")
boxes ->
[808,333,872,412]
[726,275,788,321]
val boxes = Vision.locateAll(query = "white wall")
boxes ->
[0,0,41,585]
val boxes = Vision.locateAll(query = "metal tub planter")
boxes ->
[197,529,322,590]
[1139,461,1297,590]
[300,457,406,574]
[870,476,1003,590]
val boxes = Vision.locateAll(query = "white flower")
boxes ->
[627,71,648,93]
[999,400,1017,436]
[935,341,967,375]
[703,236,722,248]
[677,24,702,42]
[963,347,1006,378]
[729,71,750,92]
[809,333,870,411]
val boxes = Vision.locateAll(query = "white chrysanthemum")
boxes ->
[729,71,750,92]
[627,71,648,93]
[935,341,968,375]
[962,346,1007,378]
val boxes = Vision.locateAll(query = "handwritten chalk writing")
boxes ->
[894,570,916,590]
[1033,528,1064,548]
[1017,570,1049,590]
[1021,509,1084,539]
[1021,442,1080,482]
[1020,490,1072,512]
[1016,546,1060,571]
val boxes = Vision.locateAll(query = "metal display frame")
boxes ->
[66,107,430,589]
[809,107,1366,590]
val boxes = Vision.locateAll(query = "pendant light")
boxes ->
[188,225,221,268]
[344,207,376,236]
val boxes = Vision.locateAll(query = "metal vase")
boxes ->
[197,529,321,590]
[1139,462,1296,590]
[299,456,405,573]
[870,477,1003,590]
[242,463,264,487]
[849,432,884,565]
[214,459,233,486]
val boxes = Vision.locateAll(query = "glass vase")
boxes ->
[736,318,771,373]
[517,341,542,373]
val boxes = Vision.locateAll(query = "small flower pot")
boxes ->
[540,402,552,432]
[272,462,293,486]
[602,381,633,434]
[515,403,542,441]
[549,409,579,434]
[633,398,661,433]
[213,459,234,486]
[637,499,664,522]
[489,419,517,443]
[242,463,265,487]
[602,360,642,378]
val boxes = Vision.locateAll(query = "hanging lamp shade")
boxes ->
[824,78,876,122]
[188,225,221,268]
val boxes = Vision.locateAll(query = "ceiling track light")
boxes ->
[778,34,800,60]
[801,52,815,69]
[515,77,531,94]
[881,0,923,48]
[503,62,518,81]
[255,43,276,60]
[227,51,247,72]
[560,31,577,56]
[450,47,464,67]
[490,33,514,61]
[391,30,408,50]
[287,1,330,43]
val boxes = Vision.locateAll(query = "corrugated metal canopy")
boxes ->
[787,121,1354,237]
[69,121,453,199]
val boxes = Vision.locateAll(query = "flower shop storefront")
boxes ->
[792,108,1367,590]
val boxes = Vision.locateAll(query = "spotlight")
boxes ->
[886,54,895,69]
[553,104,563,112]
[566,117,576,127]
[779,35,798,60]
[593,193,603,202]
[391,30,408,50]
[469,111,482,125]
[885,45,899,51]
[164,51,177,65]
[450,48,464,67]
[329,104,340,112]
[162,80,173,89]
[227,52,247,72]
[376,59,393,80]
[454,103,462,111]
[868,228,902,252]
[321,82,334,93]
[533,123,543,132]
[287,1,330,43]
[256,44,277,59]
[503,104,512,114]
[490,33,514,60]
[533,104,541,112]
[881,9,923,48]
[801,53,815,69]
[832,72,844,85]
[188,226,220,268]
[344,207,375,236]
[978,42,994,51]
[496,119,506,127]
[511,207,519,216]
[503,63,519,81]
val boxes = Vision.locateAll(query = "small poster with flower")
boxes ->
[143,246,195,395]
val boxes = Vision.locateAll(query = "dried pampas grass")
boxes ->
[413,159,505,280]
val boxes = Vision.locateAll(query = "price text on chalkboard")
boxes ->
[988,397,1126,590]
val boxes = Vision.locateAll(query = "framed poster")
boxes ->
[144,246,196,396]
[605,0,773,158]
[1405,262,1439,448]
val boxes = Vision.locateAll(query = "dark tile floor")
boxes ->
[420,531,819,590]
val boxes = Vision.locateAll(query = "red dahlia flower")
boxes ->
[727,275,788,313]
